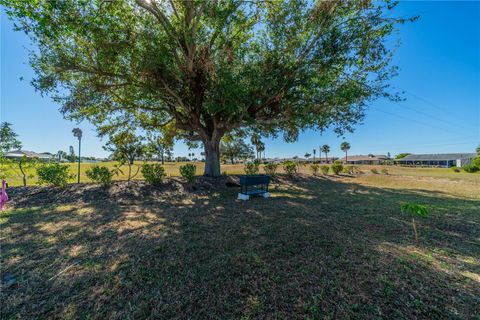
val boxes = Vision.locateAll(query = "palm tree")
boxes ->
[340,142,351,163]
[304,152,311,161]
[321,145,330,164]
[250,133,262,160]
[56,150,67,162]
[257,142,265,161]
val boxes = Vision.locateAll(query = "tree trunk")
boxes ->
[19,162,27,187]
[412,217,418,243]
[203,137,221,177]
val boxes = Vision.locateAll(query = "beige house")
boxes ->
[340,154,390,165]
[4,150,53,161]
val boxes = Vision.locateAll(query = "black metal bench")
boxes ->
[238,175,270,200]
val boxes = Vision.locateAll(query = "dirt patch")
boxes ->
[5,176,241,208]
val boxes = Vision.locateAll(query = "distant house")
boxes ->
[394,153,476,168]
[315,157,339,164]
[266,157,339,164]
[4,150,53,161]
[341,154,390,165]
[38,152,54,160]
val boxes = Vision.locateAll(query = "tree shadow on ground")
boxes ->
[1,176,479,319]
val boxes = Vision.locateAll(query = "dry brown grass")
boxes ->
[5,161,479,188]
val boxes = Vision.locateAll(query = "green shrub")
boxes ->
[370,168,379,174]
[179,163,196,182]
[472,157,480,167]
[244,162,260,175]
[310,164,320,175]
[463,164,479,173]
[36,163,72,187]
[141,163,166,186]
[381,168,389,175]
[263,163,279,176]
[320,165,329,175]
[282,160,298,175]
[331,160,343,175]
[86,165,113,186]
[451,166,461,173]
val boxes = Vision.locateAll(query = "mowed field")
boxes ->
[1,165,479,319]
[4,160,480,190]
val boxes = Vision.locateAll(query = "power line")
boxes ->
[405,91,479,131]
[371,138,478,149]
[397,103,477,131]
[370,106,473,137]
[379,141,479,151]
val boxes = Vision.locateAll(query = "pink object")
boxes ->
[0,179,8,211]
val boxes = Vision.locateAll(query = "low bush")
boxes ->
[451,166,461,173]
[331,160,344,175]
[381,168,389,175]
[244,162,260,175]
[463,164,479,173]
[472,157,480,167]
[179,163,196,182]
[86,165,113,186]
[36,163,72,187]
[370,168,379,174]
[263,163,279,176]
[343,165,356,174]
[310,164,320,175]
[320,165,330,175]
[141,163,166,186]
[282,161,298,175]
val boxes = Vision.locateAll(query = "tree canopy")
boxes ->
[0,122,22,153]
[395,153,411,160]
[3,0,411,176]
[340,142,350,152]
[220,135,254,164]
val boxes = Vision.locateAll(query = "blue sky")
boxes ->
[1,1,479,159]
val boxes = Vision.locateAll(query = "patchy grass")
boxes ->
[1,174,479,319]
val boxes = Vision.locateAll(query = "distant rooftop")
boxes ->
[397,153,476,161]
[341,154,389,161]
[4,150,52,159]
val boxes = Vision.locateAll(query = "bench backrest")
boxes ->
[239,175,270,186]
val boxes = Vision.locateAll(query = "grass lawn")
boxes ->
[1,171,479,319]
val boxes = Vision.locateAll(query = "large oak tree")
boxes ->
[3,0,410,176]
